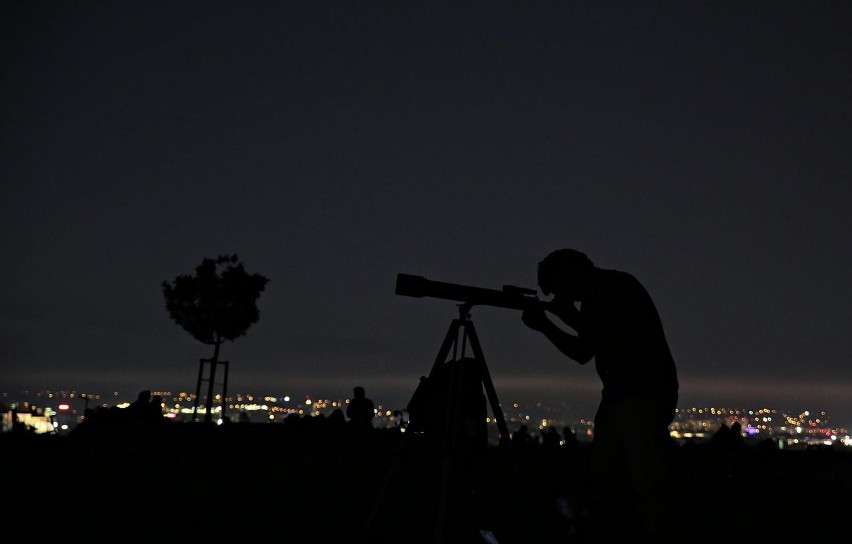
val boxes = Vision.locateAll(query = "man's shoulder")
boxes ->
[600,268,641,286]
[598,269,651,303]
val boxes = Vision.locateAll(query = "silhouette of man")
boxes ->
[346,386,375,432]
[562,425,580,450]
[127,390,152,423]
[511,424,534,447]
[127,390,164,424]
[540,425,561,449]
[521,249,680,543]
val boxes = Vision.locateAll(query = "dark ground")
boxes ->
[4,421,852,543]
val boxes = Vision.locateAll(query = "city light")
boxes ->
[2,388,850,450]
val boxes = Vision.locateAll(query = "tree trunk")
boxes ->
[204,340,221,424]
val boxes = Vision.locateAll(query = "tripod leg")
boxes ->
[432,319,462,375]
[463,320,511,446]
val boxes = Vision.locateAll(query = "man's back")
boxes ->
[347,395,375,428]
[583,269,678,410]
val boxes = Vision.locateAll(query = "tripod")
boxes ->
[359,303,516,544]
[428,303,513,543]
[425,302,511,448]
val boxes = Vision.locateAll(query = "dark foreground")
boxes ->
[4,422,852,543]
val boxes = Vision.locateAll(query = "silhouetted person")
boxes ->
[511,424,534,446]
[306,413,326,429]
[346,386,375,432]
[128,389,151,409]
[541,425,562,449]
[728,421,744,448]
[756,437,778,452]
[710,422,731,444]
[562,426,580,449]
[126,390,165,424]
[521,249,681,543]
[148,394,164,421]
[327,407,346,428]
[711,421,744,450]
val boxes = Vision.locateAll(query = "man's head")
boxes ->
[537,249,595,297]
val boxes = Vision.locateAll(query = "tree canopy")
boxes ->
[162,254,270,346]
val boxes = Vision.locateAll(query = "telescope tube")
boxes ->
[395,273,549,311]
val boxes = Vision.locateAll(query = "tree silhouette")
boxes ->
[162,254,269,422]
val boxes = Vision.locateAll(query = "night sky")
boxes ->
[3,2,851,426]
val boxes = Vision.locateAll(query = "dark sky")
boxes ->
[2,2,851,425]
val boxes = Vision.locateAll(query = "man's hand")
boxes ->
[521,308,551,332]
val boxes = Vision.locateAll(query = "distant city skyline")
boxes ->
[5,378,848,432]
[7,382,848,456]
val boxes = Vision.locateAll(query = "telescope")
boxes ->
[395,273,551,312]
[395,272,550,448]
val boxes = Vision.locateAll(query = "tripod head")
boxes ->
[395,273,551,313]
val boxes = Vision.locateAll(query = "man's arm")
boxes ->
[548,297,582,330]
[522,308,594,364]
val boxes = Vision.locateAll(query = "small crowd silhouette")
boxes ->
[82,389,165,425]
[511,424,582,450]
[78,386,382,434]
